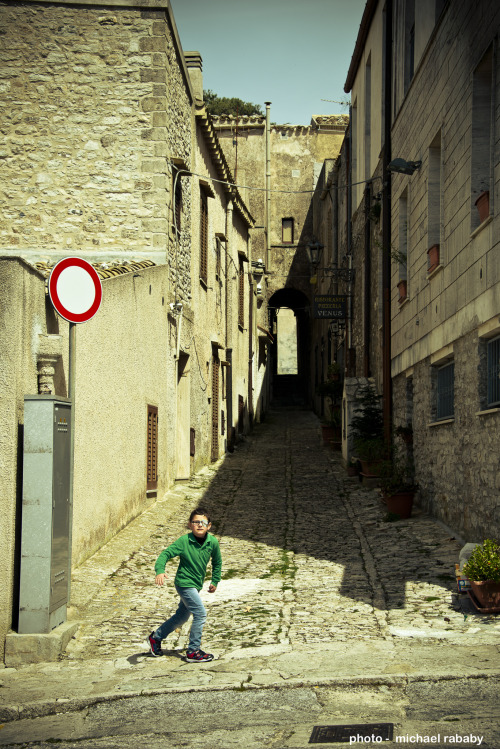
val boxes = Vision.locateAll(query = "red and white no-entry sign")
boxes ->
[48,257,102,324]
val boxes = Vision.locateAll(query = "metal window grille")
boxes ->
[487,336,500,407]
[200,192,208,283]
[147,405,158,490]
[436,362,454,420]
[238,256,244,327]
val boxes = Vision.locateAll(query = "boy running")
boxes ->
[148,507,222,662]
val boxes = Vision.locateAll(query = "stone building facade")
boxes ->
[389,0,500,541]
[0,0,266,661]
[311,0,500,542]
[212,113,347,404]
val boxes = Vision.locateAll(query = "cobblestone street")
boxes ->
[65,408,499,663]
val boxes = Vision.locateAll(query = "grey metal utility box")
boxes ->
[19,396,72,633]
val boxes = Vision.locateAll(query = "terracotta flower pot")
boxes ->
[397,279,407,303]
[360,459,383,477]
[427,244,440,273]
[384,490,414,519]
[475,191,490,223]
[469,580,500,608]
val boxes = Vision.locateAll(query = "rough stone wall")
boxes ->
[393,328,500,541]
[0,1,192,299]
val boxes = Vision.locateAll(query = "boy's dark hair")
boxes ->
[189,507,211,523]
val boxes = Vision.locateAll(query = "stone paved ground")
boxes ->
[64,408,499,663]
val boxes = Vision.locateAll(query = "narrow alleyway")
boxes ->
[64,408,497,662]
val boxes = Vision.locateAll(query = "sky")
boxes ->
[170,0,367,126]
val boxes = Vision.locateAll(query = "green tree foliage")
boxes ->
[204,90,263,117]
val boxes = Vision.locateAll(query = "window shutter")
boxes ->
[211,356,220,461]
[147,405,158,490]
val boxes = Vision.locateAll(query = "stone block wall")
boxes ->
[0,0,192,300]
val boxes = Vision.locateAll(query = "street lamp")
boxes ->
[387,158,422,175]
[306,240,323,267]
[306,240,355,282]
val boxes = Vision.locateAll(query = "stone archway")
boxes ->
[268,288,311,406]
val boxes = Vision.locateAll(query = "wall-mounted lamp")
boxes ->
[387,158,422,175]
[306,240,324,267]
[306,240,354,282]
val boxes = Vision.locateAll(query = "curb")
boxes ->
[2,670,499,723]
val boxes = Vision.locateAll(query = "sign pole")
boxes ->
[67,322,76,603]
[48,258,102,608]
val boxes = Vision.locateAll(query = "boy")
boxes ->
[148,507,222,662]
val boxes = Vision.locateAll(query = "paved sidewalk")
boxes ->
[1,409,499,725]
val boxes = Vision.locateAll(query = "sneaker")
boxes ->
[148,632,163,657]
[185,649,214,662]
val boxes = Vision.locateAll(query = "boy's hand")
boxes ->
[155,573,166,586]
[208,584,217,593]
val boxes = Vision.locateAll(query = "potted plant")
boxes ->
[351,384,386,476]
[462,539,500,609]
[397,279,408,303]
[475,190,490,223]
[395,423,413,445]
[427,244,440,273]
[320,407,341,444]
[326,362,342,381]
[379,452,417,519]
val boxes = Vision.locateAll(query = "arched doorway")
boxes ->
[268,288,311,406]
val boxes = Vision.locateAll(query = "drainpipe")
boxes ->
[346,107,353,374]
[382,0,393,447]
[226,200,234,451]
[363,182,371,377]
[265,102,271,271]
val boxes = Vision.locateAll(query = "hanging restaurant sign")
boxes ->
[313,294,347,319]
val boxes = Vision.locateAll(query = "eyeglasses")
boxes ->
[191,520,209,527]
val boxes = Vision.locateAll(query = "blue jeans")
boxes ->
[154,584,207,652]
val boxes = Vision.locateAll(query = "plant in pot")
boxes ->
[395,423,413,445]
[379,451,417,519]
[320,406,342,445]
[462,539,500,610]
[351,384,386,476]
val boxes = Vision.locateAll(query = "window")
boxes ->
[282,218,294,244]
[436,362,454,420]
[364,54,372,180]
[238,255,245,328]
[487,336,500,407]
[428,130,442,268]
[398,190,408,281]
[404,0,415,94]
[147,405,158,491]
[200,191,208,283]
[173,171,182,236]
[215,237,222,280]
[471,46,494,229]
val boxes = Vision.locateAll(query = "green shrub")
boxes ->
[462,539,500,582]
